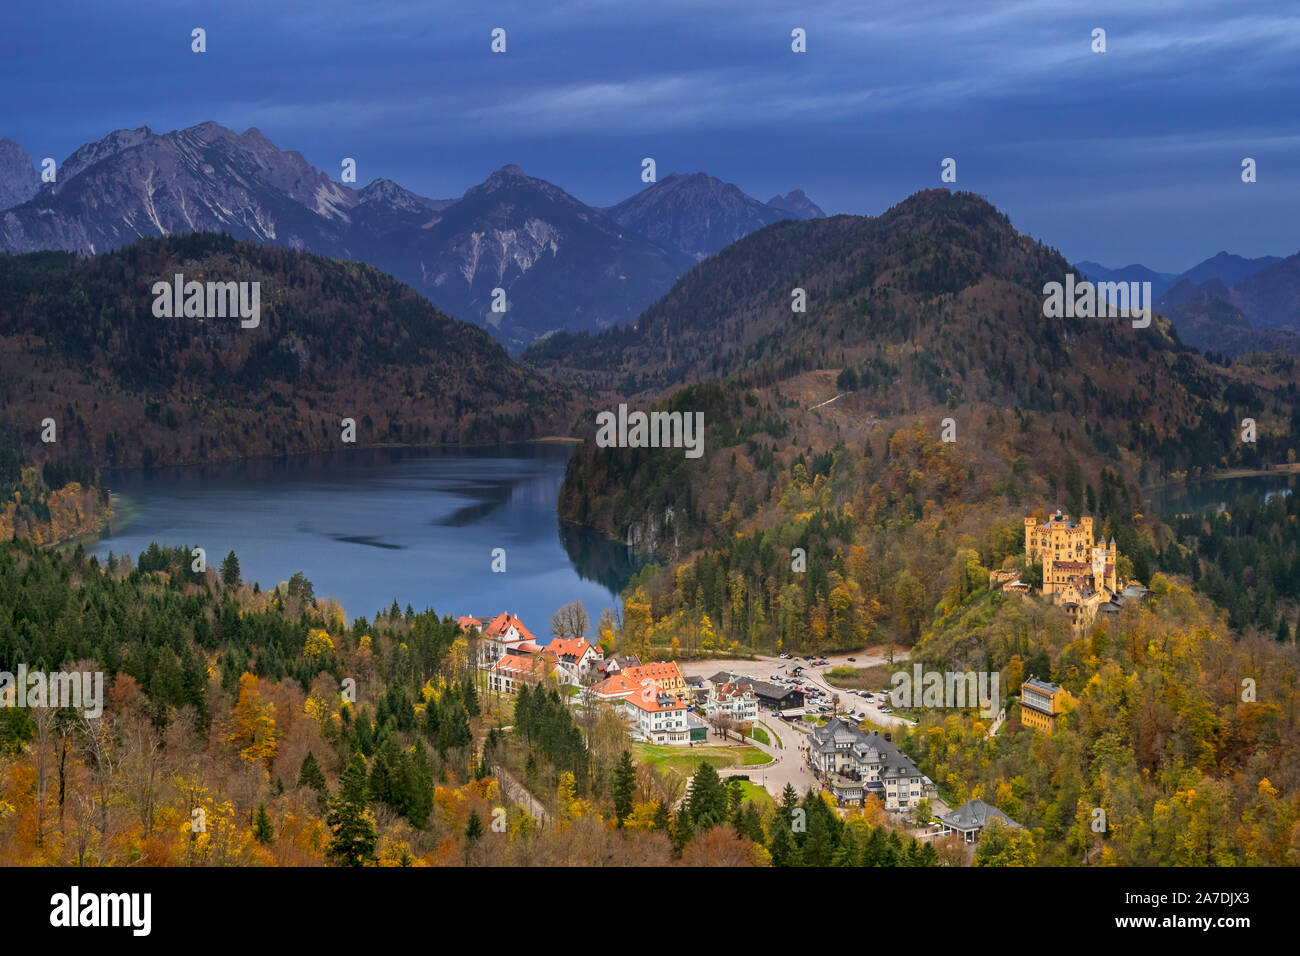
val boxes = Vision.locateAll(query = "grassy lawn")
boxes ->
[757,720,783,748]
[733,779,775,809]
[633,743,772,780]
[822,662,895,692]
[750,726,771,746]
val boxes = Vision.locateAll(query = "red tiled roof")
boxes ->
[491,654,554,678]
[478,612,540,644]
[625,693,687,713]
[546,637,594,661]
[623,662,683,684]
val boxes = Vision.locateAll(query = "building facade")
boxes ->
[806,718,936,809]
[1019,676,1072,734]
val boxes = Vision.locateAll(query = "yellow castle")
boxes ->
[1024,510,1119,626]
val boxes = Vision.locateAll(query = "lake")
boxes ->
[1146,471,1297,516]
[88,444,650,637]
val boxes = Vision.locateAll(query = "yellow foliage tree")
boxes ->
[228,673,279,770]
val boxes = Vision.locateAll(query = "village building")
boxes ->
[1018,675,1073,734]
[623,692,694,744]
[545,636,601,685]
[487,652,558,695]
[701,681,759,722]
[591,661,688,702]
[705,671,805,712]
[459,612,542,669]
[806,717,936,810]
[935,799,1022,843]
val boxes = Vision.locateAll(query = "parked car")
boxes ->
[847,657,857,662]
[880,706,893,713]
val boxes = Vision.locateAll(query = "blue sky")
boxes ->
[2,0,1296,271]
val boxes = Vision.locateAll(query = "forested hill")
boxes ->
[0,233,574,470]
[556,190,1299,554]
[553,189,1299,663]
[530,190,1298,429]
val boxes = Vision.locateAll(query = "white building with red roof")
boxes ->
[544,637,601,685]
[459,612,541,669]
[624,691,691,744]
[488,652,559,695]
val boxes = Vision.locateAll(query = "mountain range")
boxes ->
[1078,251,1299,356]
[0,123,821,351]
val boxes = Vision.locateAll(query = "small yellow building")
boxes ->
[1019,676,1072,734]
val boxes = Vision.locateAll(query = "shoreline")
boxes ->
[1142,461,1299,492]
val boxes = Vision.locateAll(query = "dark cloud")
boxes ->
[1,0,1294,270]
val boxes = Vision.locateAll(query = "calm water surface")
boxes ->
[89,444,649,635]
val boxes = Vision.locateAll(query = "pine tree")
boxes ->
[406,741,434,828]
[298,751,329,812]
[687,762,728,830]
[253,803,274,845]
[671,804,694,857]
[220,550,241,588]
[734,802,765,844]
[327,754,378,867]
[768,809,802,866]
[611,750,636,826]
[464,810,484,864]
[462,676,480,717]
[652,801,672,831]
[726,777,744,816]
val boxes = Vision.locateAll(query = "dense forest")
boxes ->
[900,573,1300,865]
[0,427,109,544]
[0,234,575,471]
[556,190,1300,658]
[0,538,961,866]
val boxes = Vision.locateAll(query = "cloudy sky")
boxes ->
[2,0,1295,270]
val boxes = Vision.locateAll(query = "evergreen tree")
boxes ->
[671,804,694,857]
[464,810,484,864]
[767,810,802,867]
[220,550,241,588]
[298,751,325,790]
[734,802,765,844]
[406,741,434,828]
[327,754,378,867]
[253,803,274,845]
[462,676,480,717]
[725,778,744,816]
[687,762,729,830]
[652,801,672,832]
[611,750,636,826]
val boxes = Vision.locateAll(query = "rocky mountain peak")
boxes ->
[0,138,40,211]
